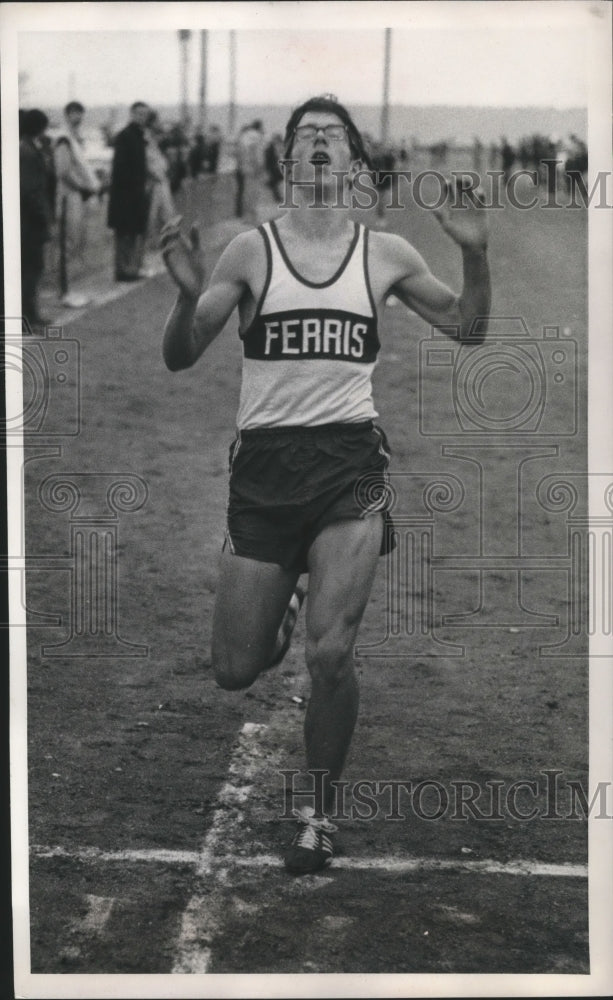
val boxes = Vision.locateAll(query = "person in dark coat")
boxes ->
[19,109,52,328]
[264,133,284,202]
[188,133,207,177]
[500,137,516,181]
[107,101,150,281]
[204,125,222,176]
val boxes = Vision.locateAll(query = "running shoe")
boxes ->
[284,806,337,874]
[267,583,307,670]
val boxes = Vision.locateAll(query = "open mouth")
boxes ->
[310,152,331,166]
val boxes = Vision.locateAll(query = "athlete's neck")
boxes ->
[278,206,354,243]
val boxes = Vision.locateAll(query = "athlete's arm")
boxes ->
[161,222,252,371]
[390,241,490,343]
[386,180,491,342]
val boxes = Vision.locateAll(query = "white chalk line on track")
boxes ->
[30,714,589,973]
[170,721,283,974]
[57,894,116,964]
[80,894,115,933]
[30,844,587,880]
[31,716,588,974]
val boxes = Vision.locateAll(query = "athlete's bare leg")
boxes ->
[304,516,383,815]
[212,549,300,690]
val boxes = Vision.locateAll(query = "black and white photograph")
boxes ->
[2,1,612,996]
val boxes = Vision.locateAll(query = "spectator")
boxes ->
[472,136,484,174]
[54,100,100,307]
[160,124,188,194]
[564,134,588,196]
[19,109,52,329]
[429,140,449,169]
[188,133,207,177]
[500,137,516,180]
[188,127,221,178]
[204,125,222,176]
[145,111,175,244]
[234,124,249,218]
[107,101,150,282]
[264,133,284,202]
[39,131,57,220]
[236,119,265,223]
[519,139,531,169]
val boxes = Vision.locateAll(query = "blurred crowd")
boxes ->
[18,99,228,327]
[499,132,588,194]
[370,132,588,189]
[18,99,589,331]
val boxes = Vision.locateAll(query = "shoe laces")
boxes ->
[293,823,322,851]
[293,808,337,835]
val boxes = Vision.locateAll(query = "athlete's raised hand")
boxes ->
[160,216,206,299]
[433,178,489,251]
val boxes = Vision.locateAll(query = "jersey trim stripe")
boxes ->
[269,218,360,289]
[239,226,273,338]
[363,226,377,318]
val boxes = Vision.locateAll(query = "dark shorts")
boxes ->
[225,421,396,573]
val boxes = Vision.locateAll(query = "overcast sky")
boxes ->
[12,3,594,111]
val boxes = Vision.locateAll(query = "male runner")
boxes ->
[161,95,490,874]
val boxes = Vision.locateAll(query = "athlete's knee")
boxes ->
[212,662,257,691]
[211,647,259,691]
[213,666,254,692]
[305,630,356,688]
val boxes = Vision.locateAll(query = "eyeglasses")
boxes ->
[293,123,348,142]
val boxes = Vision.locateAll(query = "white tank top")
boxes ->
[235,219,380,429]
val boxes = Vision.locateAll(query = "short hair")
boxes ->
[21,108,49,138]
[65,101,85,116]
[130,101,149,113]
[283,95,371,168]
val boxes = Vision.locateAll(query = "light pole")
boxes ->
[381,27,391,145]
[198,30,208,135]
[178,29,192,131]
[228,29,237,136]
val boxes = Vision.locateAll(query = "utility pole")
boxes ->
[381,27,391,145]
[228,29,237,136]
[198,30,208,135]
[178,29,192,131]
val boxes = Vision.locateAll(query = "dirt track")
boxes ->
[22,178,589,977]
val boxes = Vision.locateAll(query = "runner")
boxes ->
[161,95,491,875]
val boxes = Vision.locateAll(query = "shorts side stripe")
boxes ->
[224,528,236,555]
[372,424,391,463]
[225,431,243,553]
[229,430,243,474]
